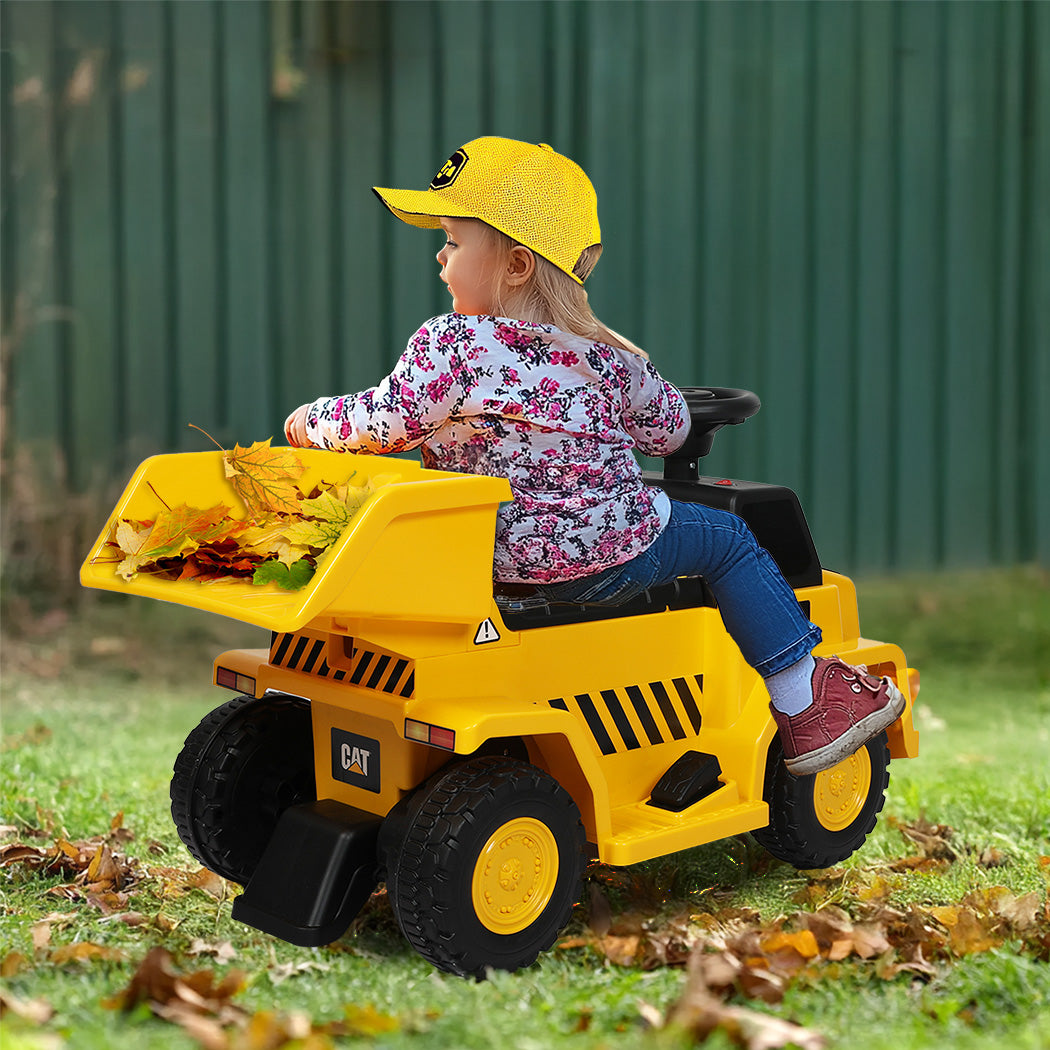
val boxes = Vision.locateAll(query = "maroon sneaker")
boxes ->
[770,657,906,776]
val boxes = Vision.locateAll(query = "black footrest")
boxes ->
[647,751,724,812]
[232,799,382,947]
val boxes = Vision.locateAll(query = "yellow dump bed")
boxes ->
[81,450,512,634]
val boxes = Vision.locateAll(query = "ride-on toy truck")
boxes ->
[81,388,918,978]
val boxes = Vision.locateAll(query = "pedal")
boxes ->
[647,751,724,812]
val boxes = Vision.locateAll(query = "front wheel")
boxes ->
[381,756,586,977]
[752,732,890,869]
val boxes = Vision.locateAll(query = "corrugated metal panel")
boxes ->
[2,0,1047,571]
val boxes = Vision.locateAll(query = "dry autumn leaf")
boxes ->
[891,813,958,861]
[188,939,238,965]
[223,439,306,517]
[50,942,127,965]
[1,951,31,977]
[105,946,247,1017]
[0,988,56,1025]
[796,908,890,961]
[31,913,77,951]
[267,959,331,985]
[148,865,228,900]
[655,978,827,1050]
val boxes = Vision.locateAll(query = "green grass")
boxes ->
[2,569,1048,1050]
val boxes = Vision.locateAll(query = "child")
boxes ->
[285,136,904,776]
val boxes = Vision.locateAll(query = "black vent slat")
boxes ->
[272,633,294,665]
[367,654,392,689]
[288,636,309,669]
[302,640,325,674]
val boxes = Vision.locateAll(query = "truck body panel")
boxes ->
[80,443,919,968]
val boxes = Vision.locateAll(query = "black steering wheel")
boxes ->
[663,386,761,480]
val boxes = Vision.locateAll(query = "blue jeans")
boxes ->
[538,500,821,677]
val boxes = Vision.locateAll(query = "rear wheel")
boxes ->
[381,756,586,977]
[752,732,890,869]
[170,693,315,884]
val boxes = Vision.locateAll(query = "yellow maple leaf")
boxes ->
[114,522,155,580]
[223,440,305,517]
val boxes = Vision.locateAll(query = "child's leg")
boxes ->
[644,501,820,675]
[638,501,904,775]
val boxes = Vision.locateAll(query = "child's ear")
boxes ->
[505,245,536,287]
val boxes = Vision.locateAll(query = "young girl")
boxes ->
[285,136,903,777]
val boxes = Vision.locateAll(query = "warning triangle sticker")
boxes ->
[473,618,501,645]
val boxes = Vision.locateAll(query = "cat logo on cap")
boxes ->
[430,148,468,190]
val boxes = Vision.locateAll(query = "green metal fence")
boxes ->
[2,0,1048,573]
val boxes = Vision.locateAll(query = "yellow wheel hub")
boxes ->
[471,817,559,935]
[813,746,872,831]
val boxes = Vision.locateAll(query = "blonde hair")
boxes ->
[475,221,649,359]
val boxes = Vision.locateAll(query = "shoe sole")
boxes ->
[784,679,906,777]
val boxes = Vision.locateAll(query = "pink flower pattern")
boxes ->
[305,314,688,583]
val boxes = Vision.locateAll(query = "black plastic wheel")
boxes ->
[752,732,890,869]
[170,692,316,885]
[380,756,586,977]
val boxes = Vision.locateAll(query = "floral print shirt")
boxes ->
[304,314,689,583]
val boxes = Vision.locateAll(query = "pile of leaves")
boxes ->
[3,813,1047,1050]
[99,439,397,591]
[560,816,1050,1049]
[0,812,142,915]
[1,817,401,1050]
[100,947,399,1050]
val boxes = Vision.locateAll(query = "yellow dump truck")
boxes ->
[81,388,918,978]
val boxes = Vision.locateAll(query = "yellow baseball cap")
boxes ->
[373,137,601,284]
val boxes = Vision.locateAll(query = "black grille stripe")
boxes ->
[268,633,412,696]
[650,680,686,739]
[673,676,703,734]
[575,693,616,756]
[271,632,294,665]
[388,659,409,692]
[349,650,373,684]
[288,636,309,669]
[366,654,392,689]
[549,674,704,755]
[625,685,663,745]
[302,639,325,674]
[352,648,414,697]
[600,689,641,750]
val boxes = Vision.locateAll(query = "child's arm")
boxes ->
[285,321,465,453]
[622,362,690,457]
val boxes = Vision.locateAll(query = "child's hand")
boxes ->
[284,405,313,448]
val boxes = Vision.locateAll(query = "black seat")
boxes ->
[494,575,716,631]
